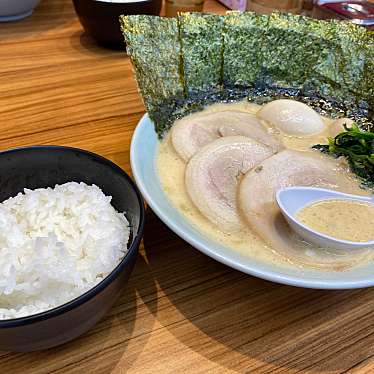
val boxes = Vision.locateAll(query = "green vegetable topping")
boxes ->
[313,123,374,187]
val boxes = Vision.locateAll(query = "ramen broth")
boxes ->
[156,101,373,270]
[297,199,374,242]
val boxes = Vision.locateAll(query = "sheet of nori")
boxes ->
[222,12,369,97]
[179,13,224,94]
[121,13,373,136]
[259,13,331,89]
[223,12,331,90]
[309,20,371,104]
[119,15,184,131]
[363,36,374,113]
[223,12,267,88]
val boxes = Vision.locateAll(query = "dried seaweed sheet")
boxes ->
[259,13,331,88]
[179,13,224,93]
[119,15,184,117]
[120,12,373,137]
[358,30,373,111]
[223,12,326,88]
[310,20,371,102]
[223,12,266,87]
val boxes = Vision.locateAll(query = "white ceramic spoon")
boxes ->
[276,186,374,250]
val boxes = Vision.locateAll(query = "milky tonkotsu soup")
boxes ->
[297,199,374,242]
[157,100,373,271]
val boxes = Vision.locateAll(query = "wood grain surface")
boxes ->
[1,1,374,373]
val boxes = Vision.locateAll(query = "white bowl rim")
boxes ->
[130,113,374,290]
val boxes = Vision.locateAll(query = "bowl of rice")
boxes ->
[0,145,145,352]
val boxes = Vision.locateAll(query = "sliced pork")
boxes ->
[171,110,282,161]
[238,150,370,269]
[185,136,275,232]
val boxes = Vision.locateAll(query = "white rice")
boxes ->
[0,182,130,320]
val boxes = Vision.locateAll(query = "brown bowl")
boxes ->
[73,0,162,49]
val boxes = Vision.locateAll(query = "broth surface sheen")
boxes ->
[297,199,374,242]
[156,101,373,271]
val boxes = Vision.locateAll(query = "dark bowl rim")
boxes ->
[0,145,145,328]
[73,0,157,6]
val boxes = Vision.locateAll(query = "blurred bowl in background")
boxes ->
[0,0,41,22]
[72,0,162,49]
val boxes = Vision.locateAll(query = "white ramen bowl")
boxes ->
[131,114,374,289]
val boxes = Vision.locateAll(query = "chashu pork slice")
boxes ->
[171,110,282,161]
[239,150,370,270]
[185,136,276,232]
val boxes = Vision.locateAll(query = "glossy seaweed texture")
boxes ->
[121,12,373,136]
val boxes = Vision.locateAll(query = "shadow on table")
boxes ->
[0,254,158,373]
[68,30,126,57]
[143,209,374,373]
[0,1,77,43]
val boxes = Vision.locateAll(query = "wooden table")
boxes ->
[1,1,374,373]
